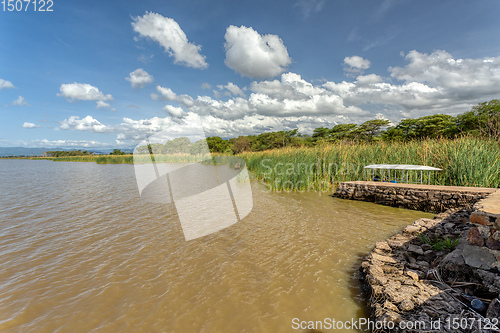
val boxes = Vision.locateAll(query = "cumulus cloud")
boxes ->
[58,83,113,102]
[22,122,40,128]
[0,79,14,90]
[126,68,154,88]
[216,82,245,97]
[390,50,500,98]
[344,56,371,75]
[12,96,30,106]
[201,82,211,90]
[58,83,113,109]
[60,116,108,132]
[224,25,291,78]
[132,12,207,69]
[57,50,500,143]
[163,105,185,118]
[32,139,109,148]
[96,100,112,109]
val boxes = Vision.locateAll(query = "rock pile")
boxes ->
[361,207,500,333]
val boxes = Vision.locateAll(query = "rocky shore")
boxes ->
[359,190,500,332]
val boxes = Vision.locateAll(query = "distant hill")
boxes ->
[0,147,134,157]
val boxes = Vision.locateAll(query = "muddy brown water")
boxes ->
[0,160,433,332]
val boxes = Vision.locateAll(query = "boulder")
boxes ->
[467,227,485,246]
[462,245,499,271]
[470,212,491,225]
[407,244,424,256]
[486,298,500,320]
[399,299,415,311]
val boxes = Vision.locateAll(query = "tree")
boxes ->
[206,136,230,153]
[230,136,252,154]
[415,114,457,138]
[471,99,500,140]
[357,119,391,141]
[110,149,125,155]
[331,123,357,141]
[312,127,330,141]
[189,139,209,155]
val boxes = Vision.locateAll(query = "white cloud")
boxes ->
[58,83,113,101]
[389,50,500,98]
[201,82,211,90]
[224,25,291,78]
[60,116,108,133]
[96,100,112,109]
[58,82,113,112]
[53,49,500,143]
[125,68,154,88]
[132,12,207,69]
[22,122,40,128]
[0,79,14,90]
[344,56,371,75]
[216,82,245,97]
[12,96,30,106]
[163,105,185,118]
[33,139,109,148]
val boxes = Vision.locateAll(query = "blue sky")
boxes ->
[1,0,500,148]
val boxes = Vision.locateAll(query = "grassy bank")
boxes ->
[32,155,133,163]
[240,137,500,191]
[27,137,500,190]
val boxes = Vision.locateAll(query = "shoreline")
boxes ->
[336,183,500,332]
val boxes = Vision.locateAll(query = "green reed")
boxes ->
[239,137,500,191]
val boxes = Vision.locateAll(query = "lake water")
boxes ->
[0,159,433,332]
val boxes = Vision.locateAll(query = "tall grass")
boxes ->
[28,137,500,190]
[239,137,500,191]
[33,155,100,162]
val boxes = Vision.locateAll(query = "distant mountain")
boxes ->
[0,147,54,157]
[0,147,134,157]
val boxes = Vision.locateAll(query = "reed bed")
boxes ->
[30,137,500,191]
[239,137,500,191]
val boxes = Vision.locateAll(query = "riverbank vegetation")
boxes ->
[11,99,500,189]
[241,136,500,190]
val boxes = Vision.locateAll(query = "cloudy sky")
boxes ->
[1,0,500,148]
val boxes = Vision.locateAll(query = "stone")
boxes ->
[416,260,430,269]
[407,244,424,256]
[470,212,491,225]
[444,222,455,230]
[404,225,421,234]
[486,298,500,320]
[371,252,397,264]
[440,249,465,271]
[496,217,500,229]
[385,281,404,304]
[486,232,500,250]
[462,245,499,270]
[375,241,392,252]
[406,270,419,281]
[383,300,399,312]
[467,227,485,246]
[372,285,384,297]
[399,299,415,311]
[368,265,388,285]
[381,310,401,324]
